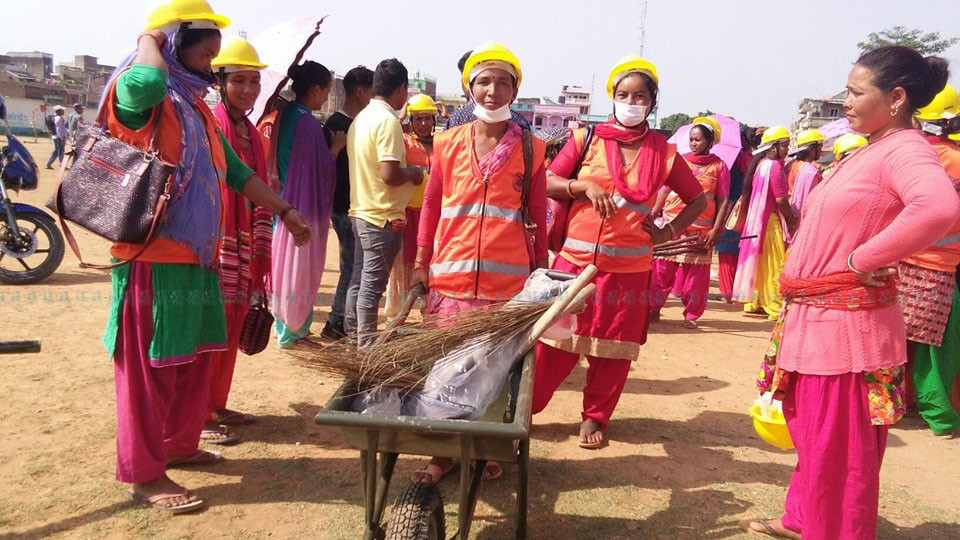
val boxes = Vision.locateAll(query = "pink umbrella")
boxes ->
[250,17,328,124]
[667,114,742,169]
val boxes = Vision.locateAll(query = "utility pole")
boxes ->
[639,0,648,55]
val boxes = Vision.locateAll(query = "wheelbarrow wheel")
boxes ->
[385,482,445,540]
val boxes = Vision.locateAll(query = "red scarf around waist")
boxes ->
[780,272,899,310]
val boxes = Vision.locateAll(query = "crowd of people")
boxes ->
[78,1,960,537]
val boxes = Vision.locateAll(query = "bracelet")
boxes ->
[279,206,295,221]
[847,251,869,277]
[566,179,576,198]
[137,33,163,50]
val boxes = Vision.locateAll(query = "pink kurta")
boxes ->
[778,129,959,375]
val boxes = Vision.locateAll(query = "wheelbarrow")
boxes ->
[314,266,597,539]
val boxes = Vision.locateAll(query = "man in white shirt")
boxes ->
[45,105,68,169]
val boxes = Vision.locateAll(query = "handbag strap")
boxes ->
[53,153,174,270]
[94,76,164,153]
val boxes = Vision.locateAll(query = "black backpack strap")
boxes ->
[520,128,535,231]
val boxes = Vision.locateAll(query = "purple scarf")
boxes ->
[270,112,336,329]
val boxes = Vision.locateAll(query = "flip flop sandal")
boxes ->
[738,518,797,538]
[480,461,503,481]
[200,426,238,445]
[167,449,223,468]
[411,461,456,484]
[214,411,255,425]
[129,489,205,514]
[578,422,604,449]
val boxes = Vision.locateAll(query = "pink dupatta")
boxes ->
[732,159,776,303]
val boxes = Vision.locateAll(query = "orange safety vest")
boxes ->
[403,134,431,210]
[662,155,722,231]
[905,139,960,272]
[560,129,676,273]
[429,123,545,301]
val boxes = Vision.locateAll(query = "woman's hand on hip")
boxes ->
[855,265,897,288]
[642,216,672,245]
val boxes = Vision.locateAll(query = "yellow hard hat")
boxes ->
[406,94,438,115]
[211,38,267,72]
[789,128,826,155]
[462,41,523,90]
[146,0,230,31]
[833,133,867,159]
[951,133,960,142]
[916,84,959,121]
[607,54,659,99]
[691,116,722,141]
[753,125,791,155]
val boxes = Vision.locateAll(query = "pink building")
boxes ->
[533,102,581,129]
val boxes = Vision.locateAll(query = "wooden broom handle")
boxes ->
[521,264,598,349]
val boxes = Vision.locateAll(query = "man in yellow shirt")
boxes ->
[345,58,425,344]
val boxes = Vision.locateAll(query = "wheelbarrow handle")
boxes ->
[373,282,428,346]
[0,340,41,354]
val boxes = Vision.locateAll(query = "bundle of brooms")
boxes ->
[652,233,757,257]
[291,266,598,396]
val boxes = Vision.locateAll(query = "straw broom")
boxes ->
[291,266,597,395]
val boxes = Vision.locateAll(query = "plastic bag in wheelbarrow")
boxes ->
[403,269,574,420]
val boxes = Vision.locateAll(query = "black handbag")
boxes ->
[47,102,176,270]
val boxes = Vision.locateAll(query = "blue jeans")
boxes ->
[344,217,403,345]
[327,212,355,326]
[46,138,64,167]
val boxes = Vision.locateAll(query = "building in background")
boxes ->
[794,90,847,130]
[5,51,54,81]
[318,71,345,118]
[533,99,581,129]
[435,93,468,128]
[55,55,115,108]
[558,85,590,116]
[409,71,437,99]
[511,97,539,125]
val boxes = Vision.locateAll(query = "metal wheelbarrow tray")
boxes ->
[315,349,535,540]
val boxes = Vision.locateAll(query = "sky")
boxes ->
[4,0,959,127]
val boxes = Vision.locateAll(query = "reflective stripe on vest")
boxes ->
[430,259,531,277]
[439,203,523,222]
[562,237,651,257]
[612,195,652,215]
[933,232,960,248]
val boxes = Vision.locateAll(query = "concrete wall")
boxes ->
[4,96,49,136]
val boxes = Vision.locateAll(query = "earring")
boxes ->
[890,107,899,117]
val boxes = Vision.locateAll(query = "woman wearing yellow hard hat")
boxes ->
[532,54,707,448]
[384,94,438,319]
[97,0,312,513]
[901,83,960,442]
[196,37,271,446]
[649,116,732,329]
[832,133,867,162]
[744,46,957,539]
[409,42,548,483]
[784,128,825,223]
[731,125,796,319]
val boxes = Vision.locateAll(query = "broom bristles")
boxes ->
[290,301,551,395]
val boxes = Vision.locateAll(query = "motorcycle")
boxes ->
[0,130,65,284]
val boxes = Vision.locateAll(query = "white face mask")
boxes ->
[473,102,513,123]
[613,101,649,127]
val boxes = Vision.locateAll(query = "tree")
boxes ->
[659,112,692,133]
[696,110,715,118]
[858,26,959,55]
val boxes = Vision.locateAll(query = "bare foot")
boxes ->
[131,474,200,510]
[579,420,604,449]
[200,423,237,444]
[739,517,801,539]
[411,457,455,484]
[682,319,698,329]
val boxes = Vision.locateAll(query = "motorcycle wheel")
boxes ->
[0,213,65,284]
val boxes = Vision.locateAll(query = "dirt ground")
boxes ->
[2,138,959,539]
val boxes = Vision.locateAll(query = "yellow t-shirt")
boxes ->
[347,99,411,227]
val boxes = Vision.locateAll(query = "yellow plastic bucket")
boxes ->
[749,404,794,450]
